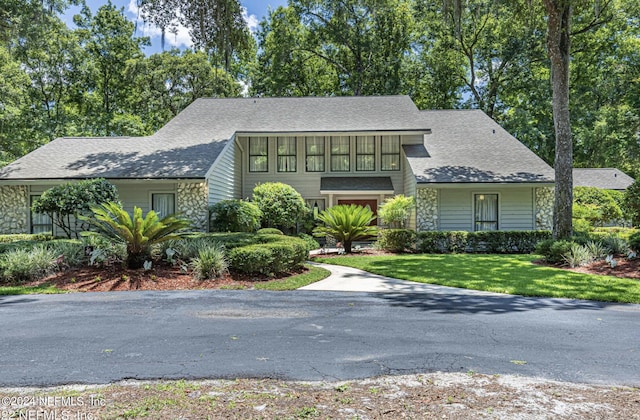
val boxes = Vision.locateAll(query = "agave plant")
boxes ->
[313,204,378,253]
[81,201,191,269]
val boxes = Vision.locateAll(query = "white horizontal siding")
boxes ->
[500,188,534,230]
[207,141,238,204]
[403,152,417,230]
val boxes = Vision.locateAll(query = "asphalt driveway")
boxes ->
[1,286,638,388]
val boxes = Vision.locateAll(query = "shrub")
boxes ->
[32,178,119,238]
[378,195,415,228]
[573,187,623,228]
[629,232,640,253]
[584,241,608,260]
[48,240,86,268]
[313,204,378,253]
[82,235,127,266]
[297,233,320,252]
[602,235,628,256]
[624,180,640,226]
[81,202,191,269]
[376,229,416,253]
[563,243,593,268]
[0,245,57,282]
[0,234,53,243]
[190,243,228,280]
[417,231,467,253]
[226,236,308,275]
[252,182,307,232]
[532,240,576,264]
[209,199,262,232]
[257,228,283,235]
[228,245,273,275]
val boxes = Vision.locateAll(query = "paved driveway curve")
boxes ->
[1,285,638,388]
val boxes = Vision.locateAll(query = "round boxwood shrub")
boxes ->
[209,199,262,232]
[252,182,307,232]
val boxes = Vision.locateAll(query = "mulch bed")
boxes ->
[22,263,307,292]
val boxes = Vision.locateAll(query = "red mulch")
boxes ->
[534,257,640,279]
[24,263,307,292]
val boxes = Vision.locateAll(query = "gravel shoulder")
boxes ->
[1,373,638,419]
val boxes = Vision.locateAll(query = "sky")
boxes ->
[65,0,288,54]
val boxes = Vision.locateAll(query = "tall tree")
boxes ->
[74,3,148,136]
[137,0,252,74]
[543,0,613,239]
[128,49,240,132]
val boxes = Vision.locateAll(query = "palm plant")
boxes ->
[313,204,378,253]
[81,201,191,269]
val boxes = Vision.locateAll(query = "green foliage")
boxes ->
[572,187,623,228]
[31,179,119,238]
[624,180,640,227]
[297,233,320,252]
[48,240,86,268]
[376,229,416,253]
[257,228,284,235]
[313,205,378,253]
[226,235,308,275]
[209,199,262,232]
[252,183,307,232]
[534,239,573,264]
[562,243,593,268]
[418,231,552,254]
[601,235,628,256]
[81,202,191,269]
[0,234,53,243]
[314,253,640,304]
[378,195,415,228]
[190,243,228,280]
[628,232,640,253]
[0,245,56,282]
[254,265,330,291]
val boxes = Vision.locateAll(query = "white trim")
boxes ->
[149,191,177,215]
[235,130,431,137]
[420,182,554,189]
[321,190,394,195]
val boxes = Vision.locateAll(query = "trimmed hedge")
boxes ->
[376,229,416,253]
[416,230,552,254]
[0,234,53,243]
[210,232,308,275]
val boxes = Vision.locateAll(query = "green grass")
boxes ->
[255,265,331,290]
[315,254,640,303]
[0,283,66,295]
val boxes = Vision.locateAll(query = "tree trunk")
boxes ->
[543,0,573,240]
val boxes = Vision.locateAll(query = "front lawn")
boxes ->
[314,254,640,303]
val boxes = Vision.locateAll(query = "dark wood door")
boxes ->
[338,199,378,225]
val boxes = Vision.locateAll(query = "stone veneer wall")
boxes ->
[416,188,438,231]
[535,187,554,230]
[177,182,209,232]
[0,186,28,234]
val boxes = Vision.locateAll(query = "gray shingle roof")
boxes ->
[321,177,394,191]
[0,96,426,180]
[573,168,635,190]
[406,110,554,184]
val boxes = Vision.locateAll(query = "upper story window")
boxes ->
[381,135,401,171]
[356,136,375,171]
[305,136,325,172]
[277,137,297,172]
[330,136,350,172]
[474,193,498,231]
[249,137,268,172]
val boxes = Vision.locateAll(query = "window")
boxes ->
[381,135,400,171]
[30,196,52,234]
[305,136,325,172]
[249,137,268,172]
[152,193,175,217]
[277,137,297,172]
[356,136,375,171]
[474,194,498,231]
[330,136,350,171]
[306,199,326,218]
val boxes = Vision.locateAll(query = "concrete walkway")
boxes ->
[301,261,499,296]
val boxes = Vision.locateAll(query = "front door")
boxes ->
[337,199,378,225]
